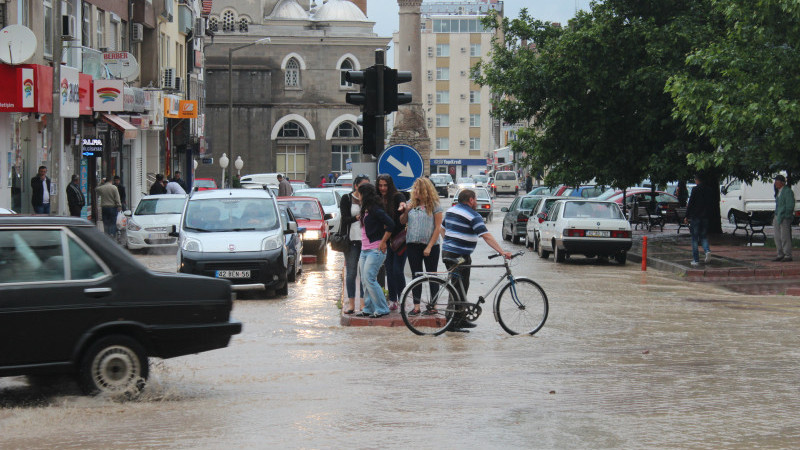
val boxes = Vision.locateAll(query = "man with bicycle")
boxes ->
[442,189,512,332]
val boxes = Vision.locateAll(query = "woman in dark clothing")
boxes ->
[340,174,370,314]
[356,183,394,318]
[376,174,407,311]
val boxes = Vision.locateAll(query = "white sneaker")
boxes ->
[690,261,699,267]
[704,251,712,263]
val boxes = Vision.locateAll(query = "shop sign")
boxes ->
[0,64,53,112]
[132,87,145,112]
[146,90,164,130]
[79,73,92,115]
[60,66,80,118]
[177,100,198,118]
[163,94,180,118]
[21,67,33,108]
[430,158,487,166]
[81,137,103,157]
[129,115,149,130]
[123,86,134,112]
[93,79,124,111]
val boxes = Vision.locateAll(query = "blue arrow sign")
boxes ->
[377,144,423,191]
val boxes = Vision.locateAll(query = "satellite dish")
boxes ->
[103,52,140,82]
[0,25,37,65]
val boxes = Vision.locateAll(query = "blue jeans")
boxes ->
[344,241,364,299]
[33,203,50,214]
[359,248,389,315]
[385,246,407,302]
[102,206,118,237]
[689,218,710,262]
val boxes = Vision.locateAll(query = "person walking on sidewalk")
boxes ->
[66,174,85,217]
[773,174,795,262]
[96,178,122,239]
[684,173,713,267]
[355,183,395,319]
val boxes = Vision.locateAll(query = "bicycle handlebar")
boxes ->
[488,250,525,260]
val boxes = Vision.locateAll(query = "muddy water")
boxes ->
[2,196,800,448]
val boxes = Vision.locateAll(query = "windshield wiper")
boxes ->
[220,227,257,232]
[184,226,212,232]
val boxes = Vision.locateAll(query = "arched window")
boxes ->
[333,122,359,138]
[208,17,219,32]
[331,121,361,175]
[222,11,235,32]
[238,17,249,33]
[285,58,300,87]
[278,121,306,138]
[340,58,354,87]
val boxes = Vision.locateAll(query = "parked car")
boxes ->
[501,195,543,244]
[528,186,557,196]
[277,197,330,262]
[0,216,242,395]
[335,173,353,187]
[294,188,342,233]
[493,171,519,196]
[278,204,305,282]
[608,190,679,218]
[175,188,292,296]
[239,173,281,186]
[194,178,218,191]
[537,199,632,264]
[452,187,493,221]
[241,183,279,197]
[568,185,608,198]
[124,194,186,251]
[472,174,490,188]
[430,173,453,197]
[525,196,562,251]
[290,180,309,191]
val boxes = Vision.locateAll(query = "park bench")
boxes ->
[730,209,772,244]
[671,207,688,234]
[631,205,663,232]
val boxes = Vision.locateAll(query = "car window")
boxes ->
[563,202,625,219]
[184,198,279,232]
[195,179,216,188]
[581,187,605,198]
[473,175,489,183]
[135,198,185,215]
[0,229,65,283]
[656,193,676,203]
[68,236,106,280]
[549,203,561,220]
[520,197,539,209]
[475,189,491,200]
[281,200,323,220]
[296,190,336,206]
[458,178,474,184]
[509,197,519,210]
[496,172,515,181]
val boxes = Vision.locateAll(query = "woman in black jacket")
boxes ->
[356,183,394,318]
[377,174,408,311]
[340,174,370,314]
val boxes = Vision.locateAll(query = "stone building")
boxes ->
[200,0,390,184]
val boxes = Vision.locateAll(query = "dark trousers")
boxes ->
[442,250,471,324]
[33,203,50,214]
[407,243,440,304]
[102,206,118,237]
[344,241,364,299]
[385,246,407,302]
[69,206,82,217]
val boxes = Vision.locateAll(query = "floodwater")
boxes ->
[2,196,800,448]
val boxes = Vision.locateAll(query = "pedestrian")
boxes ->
[773,174,795,262]
[442,189,511,332]
[525,174,533,193]
[328,173,335,183]
[684,172,713,266]
[340,174,370,314]
[399,178,443,316]
[172,171,188,192]
[30,165,51,214]
[277,173,293,197]
[150,174,167,195]
[318,175,326,188]
[355,183,394,319]
[113,175,127,210]
[676,181,689,207]
[377,174,407,311]
[66,174,85,217]
[96,177,122,238]
[166,178,187,194]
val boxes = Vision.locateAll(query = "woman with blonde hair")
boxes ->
[399,177,443,315]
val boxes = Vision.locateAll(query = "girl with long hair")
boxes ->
[376,174,407,310]
[339,174,371,314]
[355,183,394,318]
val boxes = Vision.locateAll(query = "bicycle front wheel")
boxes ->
[495,277,548,336]
[400,276,457,336]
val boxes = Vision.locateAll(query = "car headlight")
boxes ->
[127,219,141,232]
[262,234,283,251]
[182,238,201,252]
[305,229,321,240]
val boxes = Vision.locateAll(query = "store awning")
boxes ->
[101,113,138,140]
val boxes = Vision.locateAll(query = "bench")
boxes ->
[672,207,688,234]
[730,209,772,244]
[630,205,663,232]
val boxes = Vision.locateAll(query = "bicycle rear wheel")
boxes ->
[400,276,457,336]
[495,277,548,336]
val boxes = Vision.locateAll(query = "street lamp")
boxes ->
[228,37,271,184]
[235,156,244,177]
[219,153,229,188]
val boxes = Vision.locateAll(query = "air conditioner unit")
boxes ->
[460,94,466,99]
[162,68,176,90]
[427,70,433,81]
[61,15,76,41]
[427,46,433,57]
[460,117,465,123]
[194,18,205,37]
[131,23,144,43]
[461,47,466,53]
[174,76,182,91]
[459,140,466,146]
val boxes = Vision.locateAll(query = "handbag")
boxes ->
[390,227,407,253]
[330,229,350,253]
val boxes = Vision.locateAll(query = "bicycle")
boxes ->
[399,251,548,336]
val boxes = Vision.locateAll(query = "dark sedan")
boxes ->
[0,216,242,395]
[501,195,543,244]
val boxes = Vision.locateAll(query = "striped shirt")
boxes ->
[442,203,488,255]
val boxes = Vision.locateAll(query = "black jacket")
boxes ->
[339,192,358,236]
[66,182,85,209]
[686,183,714,220]
[149,181,167,195]
[361,206,395,244]
[385,192,406,235]
[30,176,51,206]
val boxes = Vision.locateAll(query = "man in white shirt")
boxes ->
[165,180,187,194]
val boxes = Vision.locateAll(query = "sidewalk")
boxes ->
[628,222,800,295]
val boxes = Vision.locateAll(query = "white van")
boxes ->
[493,171,519,196]
[720,178,800,223]
[239,173,282,186]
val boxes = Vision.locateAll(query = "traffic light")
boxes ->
[357,114,378,156]
[345,67,378,115]
[383,69,412,113]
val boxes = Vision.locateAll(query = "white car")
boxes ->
[536,199,632,264]
[294,188,342,233]
[449,177,476,197]
[124,194,187,250]
[525,196,561,252]
[451,187,494,222]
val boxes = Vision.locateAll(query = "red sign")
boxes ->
[0,64,53,113]
[79,73,92,115]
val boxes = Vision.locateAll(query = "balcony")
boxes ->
[178,3,194,35]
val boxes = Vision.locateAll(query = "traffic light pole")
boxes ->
[374,49,386,159]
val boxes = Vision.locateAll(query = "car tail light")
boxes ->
[517,213,528,222]
[538,217,545,223]
[611,230,631,238]
[565,229,585,237]
[482,204,491,209]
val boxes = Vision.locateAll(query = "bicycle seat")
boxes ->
[442,256,466,266]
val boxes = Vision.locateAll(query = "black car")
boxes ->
[0,216,242,395]
[429,174,453,197]
[501,195,544,244]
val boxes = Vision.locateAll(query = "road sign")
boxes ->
[377,144,423,191]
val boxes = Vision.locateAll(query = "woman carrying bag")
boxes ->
[399,178,443,316]
[339,174,371,314]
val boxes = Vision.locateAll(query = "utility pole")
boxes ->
[52,0,63,215]
[374,49,385,157]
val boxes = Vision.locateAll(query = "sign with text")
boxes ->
[81,137,103,157]
[60,66,80,118]
[178,100,198,118]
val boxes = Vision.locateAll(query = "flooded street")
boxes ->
[2,196,800,448]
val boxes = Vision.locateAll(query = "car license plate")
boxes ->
[216,270,251,278]
[149,233,168,240]
[586,230,610,237]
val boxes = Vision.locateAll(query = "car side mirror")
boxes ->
[721,186,728,195]
[285,222,298,234]
[501,207,508,212]
[324,213,334,220]
[123,210,132,217]
[537,212,547,223]
[169,224,179,237]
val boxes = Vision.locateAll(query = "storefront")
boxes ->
[164,95,198,189]
[430,158,489,180]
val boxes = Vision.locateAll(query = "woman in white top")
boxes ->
[339,174,371,314]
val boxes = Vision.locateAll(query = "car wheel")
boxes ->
[79,335,148,396]
[276,281,289,296]
[615,252,627,264]
[537,239,549,259]
[531,235,538,252]
[502,226,511,241]
[287,260,296,282]
[554,242,566,263]
[512,227,521,244]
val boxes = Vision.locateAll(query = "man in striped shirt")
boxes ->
[442,189,511,331]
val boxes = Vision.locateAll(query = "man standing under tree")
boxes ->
[773,174,795,262]
[30,165,51,214]
[684,172,713,267]
[66,174,85,217]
